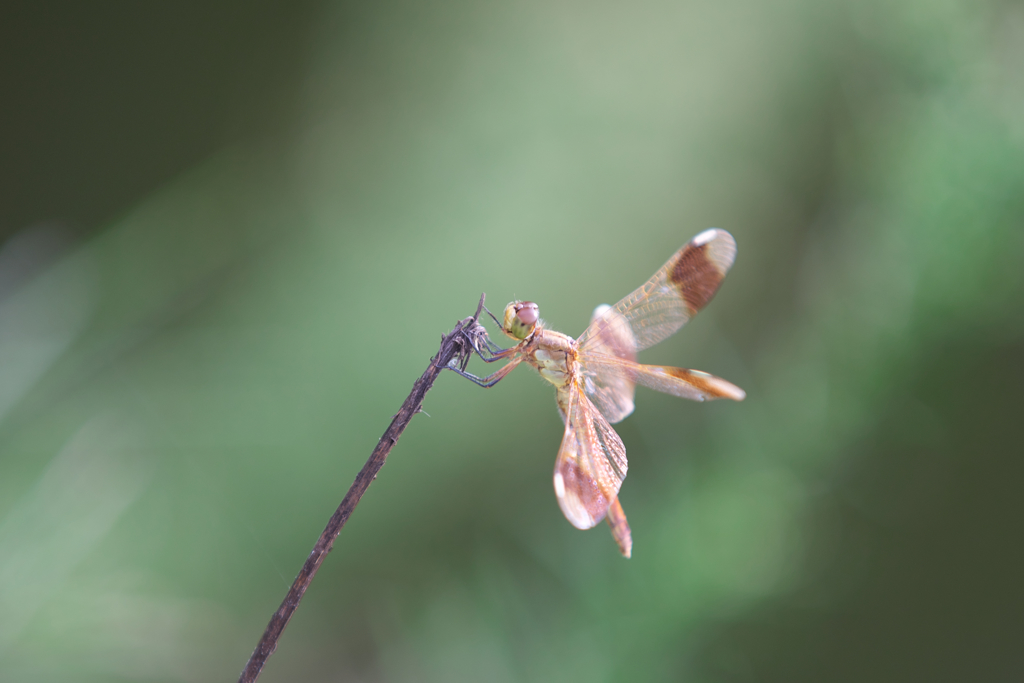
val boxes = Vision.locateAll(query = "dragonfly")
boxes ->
[450,229,746,557]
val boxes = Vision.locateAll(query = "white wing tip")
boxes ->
[554,471,602,529]
[553,471,566,499]
[690,228,737,274]
[712,378,746,401]
[693,228,719,246]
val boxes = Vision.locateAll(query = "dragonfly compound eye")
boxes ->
[503,301,538,340]
[515,302,539,326]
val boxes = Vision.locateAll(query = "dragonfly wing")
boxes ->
[581,304,637,424]
[553,382,629,530]
[578,229,736,354]
[581,352,746,402]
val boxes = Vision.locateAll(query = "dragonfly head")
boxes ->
[502,301,539,340]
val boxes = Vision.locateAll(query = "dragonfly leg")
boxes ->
[482,304,504,330]
[461,321,513,364]
[484,337,509,354]
[475,344,517,363]
[447,356,522,387]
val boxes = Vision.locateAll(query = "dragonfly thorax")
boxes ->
[527,330,578,389]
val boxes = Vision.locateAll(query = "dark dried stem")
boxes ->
[238,294,488,683]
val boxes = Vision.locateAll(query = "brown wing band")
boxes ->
[669,243,724,313]
[556,453,611,528]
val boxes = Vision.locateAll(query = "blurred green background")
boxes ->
[1,0,1022,681]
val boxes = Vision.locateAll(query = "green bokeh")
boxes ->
[1,0,1022,681]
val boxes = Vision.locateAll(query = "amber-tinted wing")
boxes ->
[553,381,628,530]
[581,352,746,402]
[578,229,737,355]
[580,304,637,424]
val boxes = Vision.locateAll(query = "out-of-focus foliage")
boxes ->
[1,0,1022,681]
